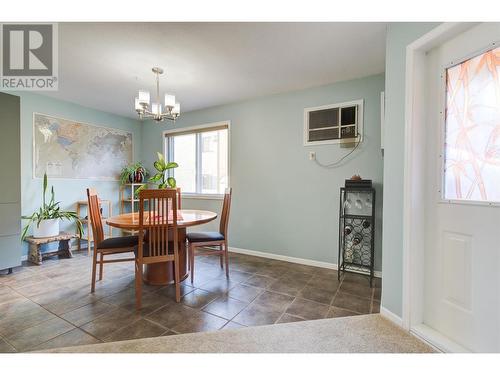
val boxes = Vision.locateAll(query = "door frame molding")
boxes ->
[402,22,479,351]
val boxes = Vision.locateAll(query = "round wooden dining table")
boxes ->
[106,209,217,285]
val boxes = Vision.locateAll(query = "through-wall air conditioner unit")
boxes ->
[303,99,363,146]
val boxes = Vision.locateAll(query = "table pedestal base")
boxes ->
[143,228,188,286]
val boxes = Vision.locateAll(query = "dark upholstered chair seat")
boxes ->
[98,235,139,249]
[186,231,225,243]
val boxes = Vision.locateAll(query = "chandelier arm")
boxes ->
[140,110,176,121]
[156,71,160,112]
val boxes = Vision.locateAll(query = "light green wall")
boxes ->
[12,92,142,255]
[381,23,440,317]
[142,74,385,270]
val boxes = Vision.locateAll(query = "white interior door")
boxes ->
[423,23,500,352]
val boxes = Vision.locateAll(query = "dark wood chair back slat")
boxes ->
[86,188,104,247]
[219,188,232,237]
[176,187,182,210]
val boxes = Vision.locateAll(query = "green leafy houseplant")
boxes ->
[21,173,83,241]
[137,152,178,194]
[151,152,178,188]
[119,161,149,185]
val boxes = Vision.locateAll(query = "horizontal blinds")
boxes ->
[165,124,228,137]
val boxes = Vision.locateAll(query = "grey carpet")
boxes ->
[38,314,434,353]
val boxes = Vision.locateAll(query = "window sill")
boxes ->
[181,193,224,200]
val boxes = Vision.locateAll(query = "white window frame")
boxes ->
[439,41,500,207]
[303,99,364,146]
[163,121,230,200]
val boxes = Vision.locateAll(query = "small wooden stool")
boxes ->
[24,232,78,265]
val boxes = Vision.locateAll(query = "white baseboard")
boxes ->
[378,308,464,352]
[411,324,470,353]
[229,246,382,278]
[380,306,403,327]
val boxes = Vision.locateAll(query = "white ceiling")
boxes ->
[44,23,387,118]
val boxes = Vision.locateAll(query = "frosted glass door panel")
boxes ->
[444,46,500,202]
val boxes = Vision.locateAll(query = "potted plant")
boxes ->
[136,152,178,194]
[149,152,178,188]
[119,161,149,185]
[21,173,83,240]
[134,163,148,183]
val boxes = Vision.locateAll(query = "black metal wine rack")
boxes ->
[338,184,376,286]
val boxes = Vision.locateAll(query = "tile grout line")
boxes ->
[235,267,324,325]
[227,267,335,325]
[224,284,265,325]
[2,260,146,351]
[0,335,17,352]
[17,281,111,351]
[329,274,343,310]
[1,284,78,351]
[100,315,167,342]
[142,315,173,332]
[274,294,299,324]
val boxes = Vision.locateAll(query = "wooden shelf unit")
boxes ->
[76,198,112,255]
[119,183,147,234]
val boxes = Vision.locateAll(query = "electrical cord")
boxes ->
[313,137,361,168]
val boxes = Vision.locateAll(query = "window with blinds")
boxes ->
[164,123,229,196]
[304,99,363,146]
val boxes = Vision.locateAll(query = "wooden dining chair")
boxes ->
[135,189,181,308]
[143,187,181,243]
[187,188,232,283]
[86,188,137,292]
[176,187,182,209]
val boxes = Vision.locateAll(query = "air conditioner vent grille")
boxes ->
[304,99,363,146]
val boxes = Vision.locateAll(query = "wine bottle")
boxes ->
[352,233,363,245]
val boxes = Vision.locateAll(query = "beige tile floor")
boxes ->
[0,249,381,352]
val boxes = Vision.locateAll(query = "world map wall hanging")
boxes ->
[33,113,133,180]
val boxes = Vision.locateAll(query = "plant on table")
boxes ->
[136,152,178,194]
[21,173,83,240]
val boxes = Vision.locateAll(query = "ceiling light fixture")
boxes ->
[135,67,180,122]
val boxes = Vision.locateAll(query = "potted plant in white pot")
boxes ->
[21,173,83,240]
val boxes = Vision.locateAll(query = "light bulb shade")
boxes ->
[151,103,162,115]
[134,98,142,111]
[138,90,150,105]
[164,94,176,108]
[172,103,180,115]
